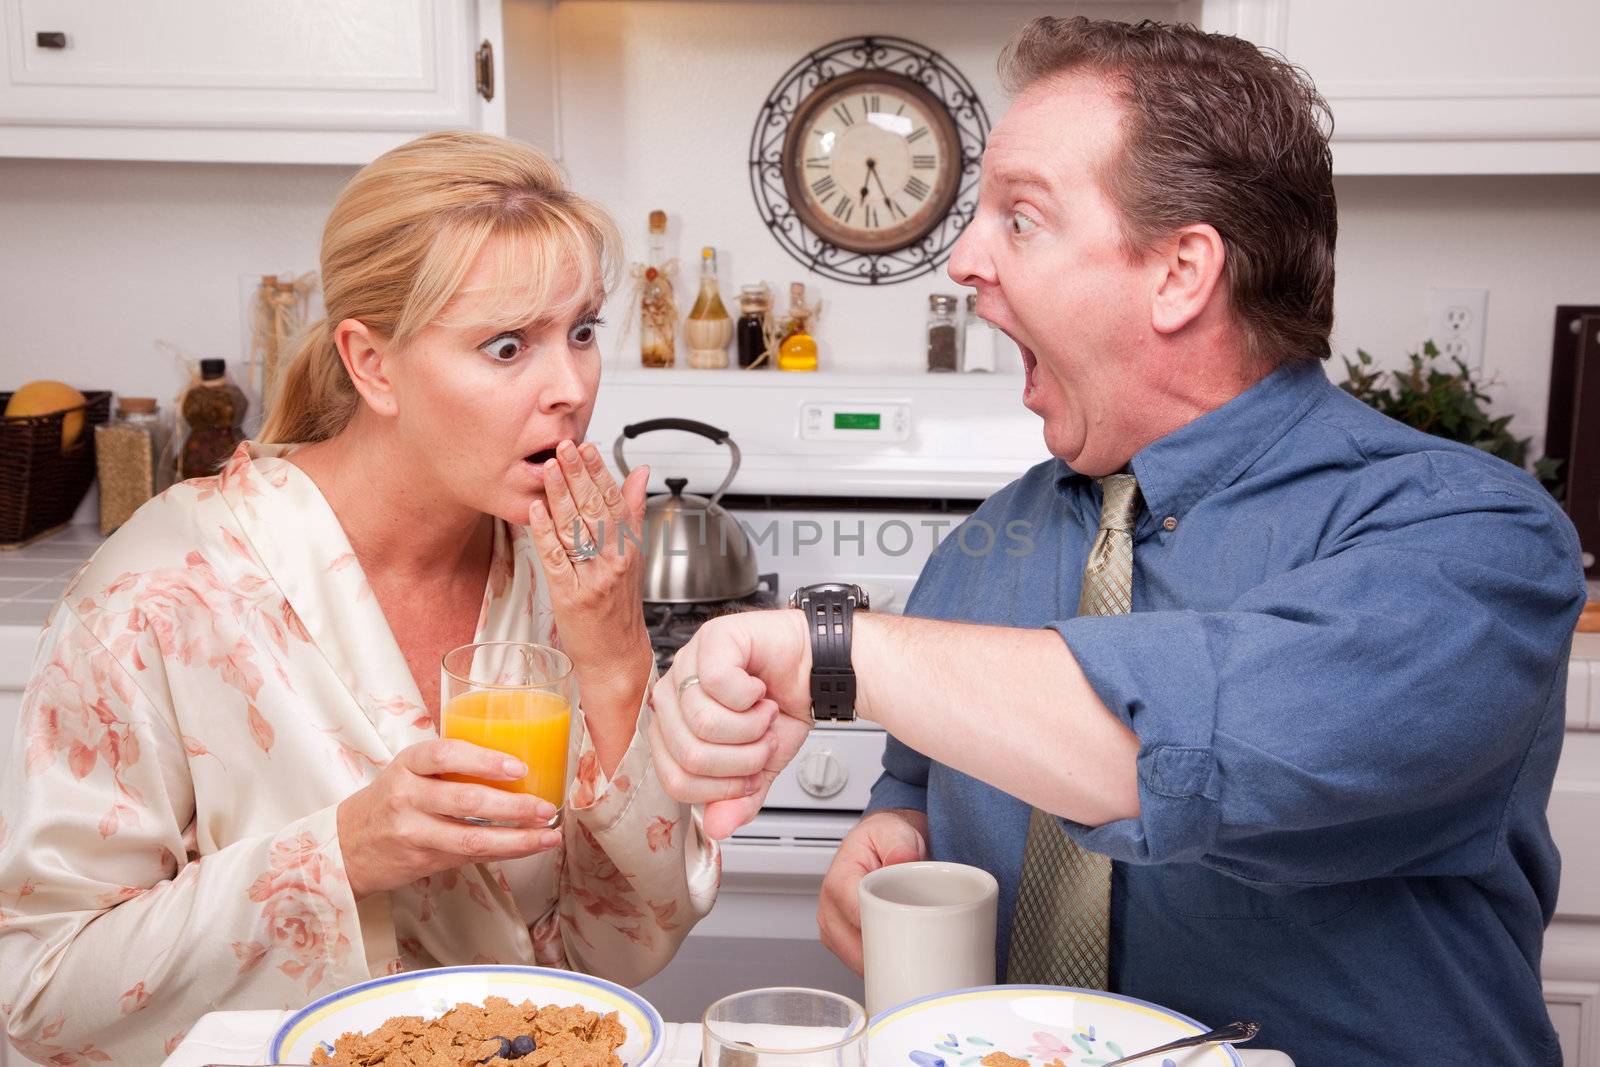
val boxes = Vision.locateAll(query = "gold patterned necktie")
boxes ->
[1006,471,1140,989]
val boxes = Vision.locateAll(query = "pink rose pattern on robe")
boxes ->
[0,442,719,1065]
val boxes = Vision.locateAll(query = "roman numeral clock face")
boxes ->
[780,71,963,255]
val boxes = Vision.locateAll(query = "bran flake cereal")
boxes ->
[310,997,629,1067]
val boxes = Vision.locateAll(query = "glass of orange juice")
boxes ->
[440,642,575,822]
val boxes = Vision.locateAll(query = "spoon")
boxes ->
[1099,1020,1259,1066]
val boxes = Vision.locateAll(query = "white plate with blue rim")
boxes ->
[270,964,664,1066]
[868,986,1242,1067]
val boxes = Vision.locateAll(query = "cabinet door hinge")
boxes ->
[475,39,495,103]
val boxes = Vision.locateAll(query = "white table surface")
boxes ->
[160,1012,1293,1067]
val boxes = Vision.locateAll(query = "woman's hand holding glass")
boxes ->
[335,738,561,901]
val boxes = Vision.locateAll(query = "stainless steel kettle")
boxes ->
[613,418,760,604]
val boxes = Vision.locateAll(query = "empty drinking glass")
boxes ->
[703,988,867,1067]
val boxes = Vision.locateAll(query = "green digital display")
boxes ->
[834,412,881,431]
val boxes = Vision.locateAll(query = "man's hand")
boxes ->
[818,809,930,975]
[649,608,814,839]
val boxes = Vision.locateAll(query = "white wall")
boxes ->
[1332,174,1600,456]
[538,0,1159,377]
[0,158,351,405]
[2,0,1598,460]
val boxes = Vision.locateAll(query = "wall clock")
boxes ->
[750,37,990,286]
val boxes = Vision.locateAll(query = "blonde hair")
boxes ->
[261,131,622,444]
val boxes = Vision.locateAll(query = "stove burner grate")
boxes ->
[645,574,779,672]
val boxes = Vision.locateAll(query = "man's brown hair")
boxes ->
[1000,17,1337,370]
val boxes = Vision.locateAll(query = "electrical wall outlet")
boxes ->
[1427,287,1489,369]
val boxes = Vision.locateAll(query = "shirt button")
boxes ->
[1162,515,1178,532]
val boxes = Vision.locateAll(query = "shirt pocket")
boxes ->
[1156,862,1367,925]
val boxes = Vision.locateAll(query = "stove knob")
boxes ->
[797,749,848,799]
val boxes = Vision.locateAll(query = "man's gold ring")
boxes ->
[676,675,702,699]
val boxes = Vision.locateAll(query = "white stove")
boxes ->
[588,365,1047,1018]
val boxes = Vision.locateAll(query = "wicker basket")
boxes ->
[0,390,113,547]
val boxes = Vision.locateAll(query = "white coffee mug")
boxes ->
[858,861,999,1018]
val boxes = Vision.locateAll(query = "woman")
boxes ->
[0,132,726,1065]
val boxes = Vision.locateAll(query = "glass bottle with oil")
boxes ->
[777,282,819,372]
[639,210,676,368]
[684,247,733,368]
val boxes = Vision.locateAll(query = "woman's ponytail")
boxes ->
[258,318,356,444]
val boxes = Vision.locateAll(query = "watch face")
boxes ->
[792,582,870,610]
[781,70,962,255]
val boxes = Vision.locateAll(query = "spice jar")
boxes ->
[737,284,773,369]
[95,397,167,535]
[961,293,996,373]
[179,359,248,481]
[927,294,960,372]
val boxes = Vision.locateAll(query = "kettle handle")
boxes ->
[613,418,742,507]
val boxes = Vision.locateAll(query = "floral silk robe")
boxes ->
[0,443,719,1065]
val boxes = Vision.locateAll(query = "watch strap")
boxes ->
[797,588,857,721]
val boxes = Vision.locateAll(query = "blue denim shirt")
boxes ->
[867,360,1585,1065]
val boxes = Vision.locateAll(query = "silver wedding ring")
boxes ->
[676,674,702,699]
[564,539,597,563]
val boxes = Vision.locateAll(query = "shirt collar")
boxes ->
[1055,359,1334,520]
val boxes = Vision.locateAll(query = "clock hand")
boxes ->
[861,157,875,204]
[867,158,892,201]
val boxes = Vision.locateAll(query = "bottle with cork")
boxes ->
[684,246,733,368]
[95,397,171,535]
[639,210,676,368]
[777,283,820,372]
[178,359,248,481]
[736,283,775,369]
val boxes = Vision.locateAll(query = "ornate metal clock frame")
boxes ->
[749,36,991,286]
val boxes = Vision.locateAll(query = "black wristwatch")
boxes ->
[788,583,870,722]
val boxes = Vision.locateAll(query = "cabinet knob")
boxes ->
[35,31,67,49]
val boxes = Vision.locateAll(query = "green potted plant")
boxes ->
[1340,340,1561,493]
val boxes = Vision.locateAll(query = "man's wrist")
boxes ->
[848,611,887,726]
[787,605,814,683]
[867,805,928,836]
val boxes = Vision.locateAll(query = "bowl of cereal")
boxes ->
[269,964,664,1067]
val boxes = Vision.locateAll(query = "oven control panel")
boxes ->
[798,401,911,442]
[763,723,889,811]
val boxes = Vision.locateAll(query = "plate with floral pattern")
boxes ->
[270,964,664,1066]
[868,986,1241,1067]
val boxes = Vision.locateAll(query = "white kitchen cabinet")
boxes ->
[1550,703,1600,1067]
[0,0,505,164]
[1201,0,1600,174]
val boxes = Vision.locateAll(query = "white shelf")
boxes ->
[600,365,1025,391]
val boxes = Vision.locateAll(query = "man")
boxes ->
[647,16,1585,1065]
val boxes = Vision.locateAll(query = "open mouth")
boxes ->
[1018,344,1038,399]
[524,446,559,466]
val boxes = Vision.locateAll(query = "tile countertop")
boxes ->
[0,523,99,626]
